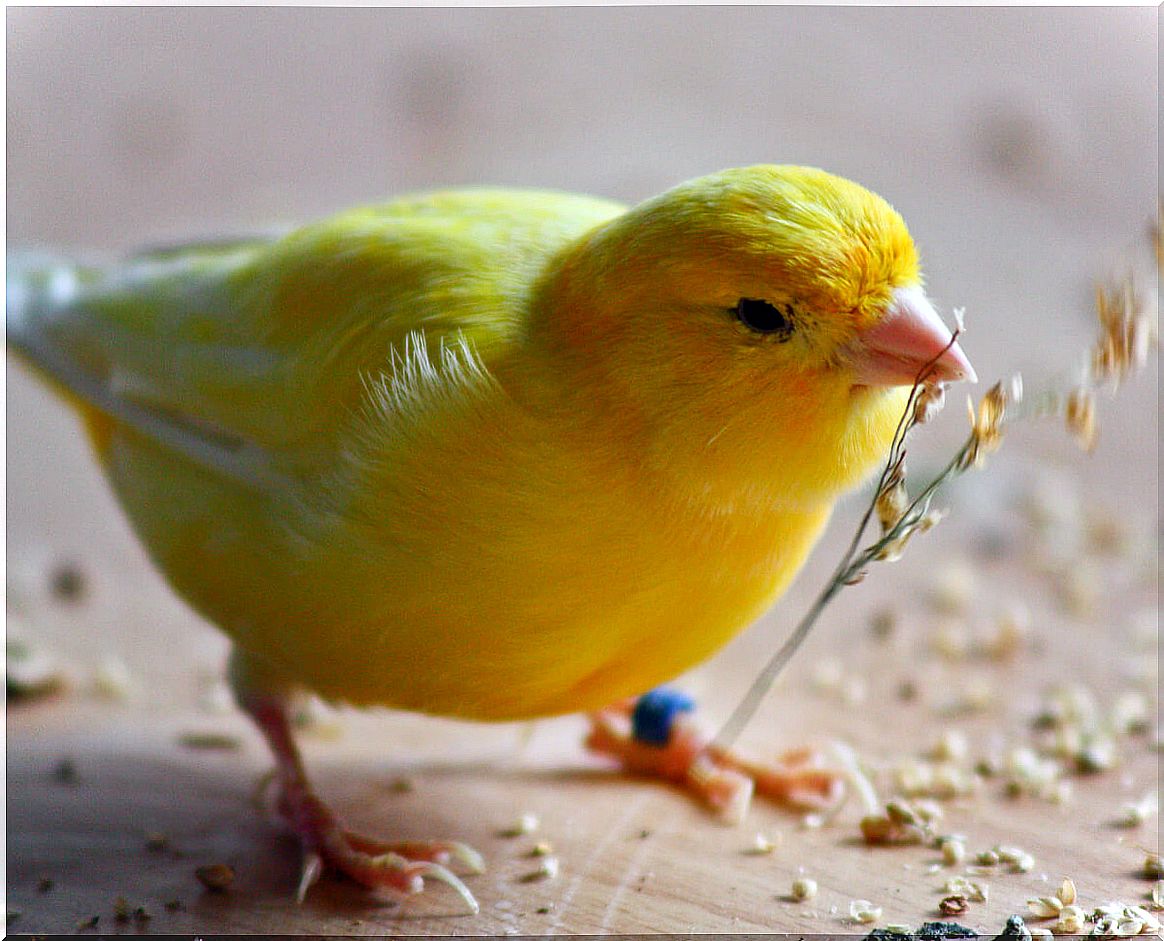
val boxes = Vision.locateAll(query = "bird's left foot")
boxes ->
[585,689,844,823]
[281,785,484,911]
[231,656,484,913]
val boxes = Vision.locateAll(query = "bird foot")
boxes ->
[585,691,845,824]
[235,679,484,913]
[280,786,483,912]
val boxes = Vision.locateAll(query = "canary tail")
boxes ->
[7,252,118,458]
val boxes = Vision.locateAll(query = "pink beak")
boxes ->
[848,286,977,387]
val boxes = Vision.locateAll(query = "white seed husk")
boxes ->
[1027,896,1064,918]
[850,899,882,924]
[941,839,966,866]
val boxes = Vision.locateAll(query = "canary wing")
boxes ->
[7,189,625,489]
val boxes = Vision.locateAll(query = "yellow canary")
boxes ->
[8,165,973,909]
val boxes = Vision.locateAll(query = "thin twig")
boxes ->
[712,336,961,751]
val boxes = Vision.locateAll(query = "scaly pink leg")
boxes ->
[231,654,482,912]
[585,693,844,824]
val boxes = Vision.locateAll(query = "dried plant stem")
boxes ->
[713,345,963,751]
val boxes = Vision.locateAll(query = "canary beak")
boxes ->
[847,286,977,387]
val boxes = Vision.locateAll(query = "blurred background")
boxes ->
[5,8,1160,931]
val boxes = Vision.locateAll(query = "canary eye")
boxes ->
[735,298,793,338]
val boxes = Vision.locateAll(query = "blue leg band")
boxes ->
[631,687,696,746]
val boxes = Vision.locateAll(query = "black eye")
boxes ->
[735,298,793,337]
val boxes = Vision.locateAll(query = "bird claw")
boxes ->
[295,825,483,912]
[586,699,845,824]
[276,791,482,911]
[340,833,485,875]
[415,860,480,915]
[296,850,325,903]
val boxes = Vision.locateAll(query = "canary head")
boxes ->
[532,165,974,512]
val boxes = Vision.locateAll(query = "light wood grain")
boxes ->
[6,6,1157,935]
[8,480,1160,933]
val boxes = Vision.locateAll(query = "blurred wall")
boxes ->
[6,7,1158,691]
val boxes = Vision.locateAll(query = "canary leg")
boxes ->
[585,689,845,824]
[229,651,483,912]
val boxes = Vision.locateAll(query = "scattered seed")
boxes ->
[1026,896,1064,919]
[1058,563,1101,619]
[887,801,919,826]
[850,899,883,924]
[913,799,944,824]
[50,562,86,601]
[177,732,242,751]
[861,812,924,845]
[1129,904,1162,932]
[1057,879,1077,906]
[1146,853,1164,879]
[1114,917,1143,936]
[1077,739,1116,773]
[95,654,140,701]
[113,896,130,923]
[870,608,897,640]
[520,855,559,882]
[195,863,235,892]
[1029,928,1054,939]
[841,676,868,705]
[1151,881,1164,909]
[499,812,539,838]
[986,603,1030,660]
[145,831,169,852]
[791,877,818,901]
[941,839,966,867]
[940,896,969,917]
[932,730,969,763]
[1013,853,1035,874]
[977,850,1000,866]
[932,618,972,661]
[536,905,552,914]
[1117,795,1159,828]
[944,878,988,904]
[1056,904,1085,934]
[1109,691,1150,736]
[529,841,553,857]
[51,757,78,785]
[929,560,976,615]
[745,832,779,855]
[811,658,844,691]
[6,636,66,699]
[76,915,100,931]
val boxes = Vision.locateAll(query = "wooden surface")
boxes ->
[7,443,1160,935]
[6,7,1158,936]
